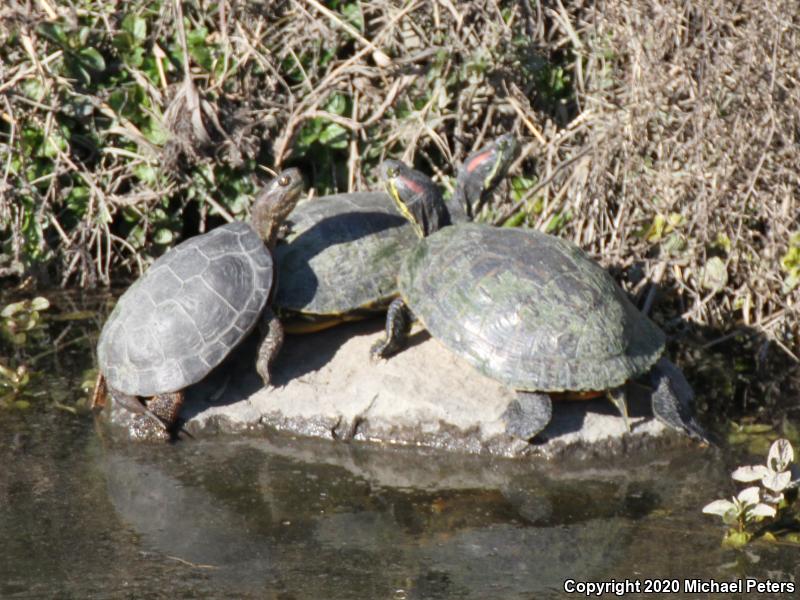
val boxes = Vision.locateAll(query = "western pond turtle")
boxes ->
[95,169,304,440]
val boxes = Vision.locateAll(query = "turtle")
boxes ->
[95,168,304,440]
[273,135,518,333]
[370,160,707,444]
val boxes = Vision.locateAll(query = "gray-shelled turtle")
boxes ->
[273,135,517,333]
[95,169,304,440]
[371,161,706,444]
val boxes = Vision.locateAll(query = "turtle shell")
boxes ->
[398,223,665,392]
[97,222,273,396]
[274,192,416,316]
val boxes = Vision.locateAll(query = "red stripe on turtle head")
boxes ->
[465,149,493,174]
[399,175,424,196]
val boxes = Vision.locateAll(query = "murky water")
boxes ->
[1,292,798,598]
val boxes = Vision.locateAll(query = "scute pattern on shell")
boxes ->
[97,222,273,396]
[274,193,416,315]
[399,223,665,391]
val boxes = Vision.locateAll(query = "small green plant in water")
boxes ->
[703,439,800,548]
[0,362,32,409]
[1,297,50,345]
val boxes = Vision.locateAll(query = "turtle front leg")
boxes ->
[648,357,709,442]
[256,306,284,386]
[129,391,184,441]
[370,298,413,359]
[502,391,553,441]
[146,391,184,427]
[106,385,169,433]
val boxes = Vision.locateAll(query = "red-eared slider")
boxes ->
[96,169,304,440]
[372,161,706,443]
[273,136,517,333]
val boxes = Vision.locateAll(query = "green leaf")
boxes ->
[510,175,536,202]
[783,271,800,294]
[0,363,16,382]
[153,228,174,245]
[502,212,526,227]
[735,423,775,434]
[36,22,68,45]
[78,27,90,47]
[43,130,67,158]
[296,119,323,151]
[122,14,147,42]
[127,46,145,68]
[21,78,45,102]
[324,93,348,116]
[143,117,169,145]
[644,213,666,242]
[319,123,348,149]
[701,256,728,291]
[341,3,364,31]
[134,163,158,185]
[545,210,571,234]
[714,232,732,254]
[78,47,106,72]
[30,297,50,312]
[128,224,145,249]
[722,530,751,548]
[186,24,212,70]
[661,233,687,256]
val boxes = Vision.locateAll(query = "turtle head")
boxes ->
[379,160,451,238]
[456,134,518,219]
[251,168,304,248]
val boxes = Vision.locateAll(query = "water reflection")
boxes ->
[95,435,707,598]
[1,406,798,598]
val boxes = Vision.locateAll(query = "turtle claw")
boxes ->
[607,387,631,433]
[129,414,172,441]
[503,392,552,440]
[256,362,272,387]
[369,338,391,360]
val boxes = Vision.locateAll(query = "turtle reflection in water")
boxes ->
[95,169,304,440]
[372,160,707,444]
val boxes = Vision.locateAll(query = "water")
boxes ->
[0,292,798,598]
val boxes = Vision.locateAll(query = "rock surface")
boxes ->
[110,318,690,459]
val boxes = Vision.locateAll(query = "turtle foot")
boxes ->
[147,391,183,426]
[256,307,283,387]
[129,414,172,441]
[125,391,183,442]
[371,298,412,359]
[369,337,394,360]
[649,357,710,443]
[502,392,552,441]
[256,361,273,387]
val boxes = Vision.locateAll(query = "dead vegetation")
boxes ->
[0,0,798,353]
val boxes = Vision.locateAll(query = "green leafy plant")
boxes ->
[0,362,33,409]
[703,439,800,547]
[1,297,50,345]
